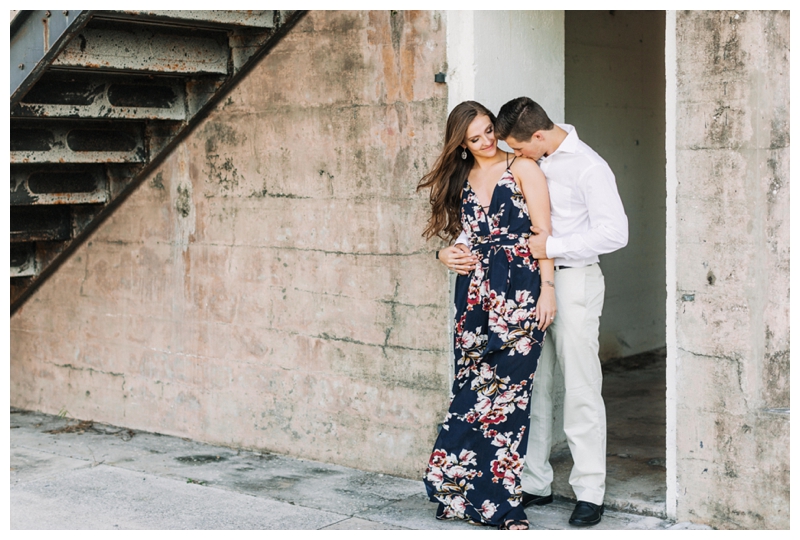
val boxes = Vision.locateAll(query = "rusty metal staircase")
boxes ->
[10,10,306,313]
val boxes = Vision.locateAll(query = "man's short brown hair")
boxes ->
[495,97,554,142]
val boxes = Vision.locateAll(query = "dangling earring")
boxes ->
[461,148,467,160]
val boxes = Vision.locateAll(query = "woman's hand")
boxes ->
[438,243,478,275]
[535,286,557,331]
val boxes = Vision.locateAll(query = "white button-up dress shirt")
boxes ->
[539,124,628,267]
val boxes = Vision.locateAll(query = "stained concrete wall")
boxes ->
[566,11,666,360]
[672,10,789,529]
[10,10,451,479]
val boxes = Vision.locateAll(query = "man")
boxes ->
[437,97,627,526]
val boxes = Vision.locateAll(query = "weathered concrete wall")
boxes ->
[10,10,451,479]
[566,11,667,361]
[673,10,789,529]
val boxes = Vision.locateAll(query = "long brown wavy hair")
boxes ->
[417,101,496,241]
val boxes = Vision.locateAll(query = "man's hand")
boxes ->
[528,226,550,259]
[438,243,478,275]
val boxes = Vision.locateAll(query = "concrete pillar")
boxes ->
[670,10,789,529]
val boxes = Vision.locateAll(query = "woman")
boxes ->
[418,101,555,530]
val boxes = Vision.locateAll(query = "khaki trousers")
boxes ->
[522,263,606,505]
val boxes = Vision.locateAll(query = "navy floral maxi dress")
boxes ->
[423,160,545,526]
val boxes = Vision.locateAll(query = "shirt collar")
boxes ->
[546,123,579,158]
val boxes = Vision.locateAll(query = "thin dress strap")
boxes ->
[506,153,517,170]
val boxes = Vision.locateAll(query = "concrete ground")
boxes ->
[11,399,707,530]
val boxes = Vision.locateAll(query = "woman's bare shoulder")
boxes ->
[510,156,544,180]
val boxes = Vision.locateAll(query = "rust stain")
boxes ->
[42,16,49,49]
[400,11,424,102]
[183,247,192,305]
[377,17,401,103]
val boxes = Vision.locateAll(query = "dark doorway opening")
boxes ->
[551,10,668,516]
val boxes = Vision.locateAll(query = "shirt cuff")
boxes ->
[455,231,470,246]
[545,235,562,260]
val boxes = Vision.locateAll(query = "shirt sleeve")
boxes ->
[454,229,470,246]
[545,163,628,260]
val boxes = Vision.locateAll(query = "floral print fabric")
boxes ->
[424,167,545,526]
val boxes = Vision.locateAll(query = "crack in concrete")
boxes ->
[677,347,747,405]
[316,331,442,354]
[248,189,311,199]
[151,240,437,257]
[289,286,443,310]
[383,282,399,348]
[52,363,126,378]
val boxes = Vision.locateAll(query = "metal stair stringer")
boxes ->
[10,10,308,314]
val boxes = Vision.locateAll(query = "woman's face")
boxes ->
[462,114,497,158]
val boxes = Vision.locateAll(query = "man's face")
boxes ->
[505,133,547,161]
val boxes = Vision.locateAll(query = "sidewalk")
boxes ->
[10,408,708,530]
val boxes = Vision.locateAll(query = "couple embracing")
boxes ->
[418,98,628,530]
